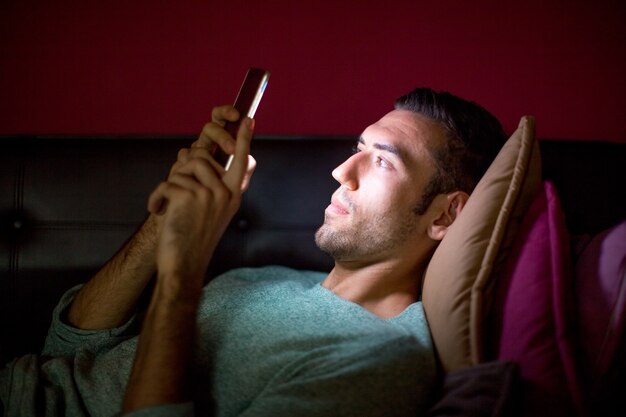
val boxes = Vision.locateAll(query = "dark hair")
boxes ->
[394,88,508,214]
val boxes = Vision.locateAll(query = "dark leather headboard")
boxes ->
[1,136,624,361]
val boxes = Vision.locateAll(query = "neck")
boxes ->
[322,256,428,319]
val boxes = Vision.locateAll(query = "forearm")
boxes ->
[122,273,202,412]
[121,108,254,413]
[67,215,161,329]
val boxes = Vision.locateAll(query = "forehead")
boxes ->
[361,109,447,164]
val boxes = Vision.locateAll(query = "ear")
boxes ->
[427,191,469,241]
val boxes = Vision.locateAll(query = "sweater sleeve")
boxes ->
[237,334,436,417]
[41,285,140,358]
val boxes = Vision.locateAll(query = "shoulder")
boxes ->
[387,301,433,348]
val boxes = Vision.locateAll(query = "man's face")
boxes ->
[315,109,446,263]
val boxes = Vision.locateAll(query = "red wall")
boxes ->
[1,0,625,141]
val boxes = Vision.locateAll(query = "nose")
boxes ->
[332,152,360,190]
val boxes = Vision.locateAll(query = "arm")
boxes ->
[66,214,160,329]
[122,108,255,413]
[66,106,251,330]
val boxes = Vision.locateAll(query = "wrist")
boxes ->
[154,272,203,307]
[139,214,162,248]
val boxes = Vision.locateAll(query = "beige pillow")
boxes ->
[422,116,541,372]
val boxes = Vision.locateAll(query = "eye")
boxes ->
[375,156,390,168]
[351,145,362,155]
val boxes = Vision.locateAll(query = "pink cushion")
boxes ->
[575,220,626,384]
[491,181,583,416]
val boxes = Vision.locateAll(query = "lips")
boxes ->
[326,196,350,215]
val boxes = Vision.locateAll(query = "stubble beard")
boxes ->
[314,210,419,262]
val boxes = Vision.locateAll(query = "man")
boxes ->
[0,88,507,417]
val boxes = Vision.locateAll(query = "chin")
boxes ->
[314,226,352,260]
[314,225,328,250]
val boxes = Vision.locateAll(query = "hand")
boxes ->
[179,106,257,188]
[147,106,256,291]
[154,106,257,214]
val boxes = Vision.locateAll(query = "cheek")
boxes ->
[358,179,410,215]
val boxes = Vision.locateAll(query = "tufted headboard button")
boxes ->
[3,213,32,241]
[237,218,250,231]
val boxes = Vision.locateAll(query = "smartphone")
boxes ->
[213,67,271,170]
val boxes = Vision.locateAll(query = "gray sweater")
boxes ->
[1,266,436,417]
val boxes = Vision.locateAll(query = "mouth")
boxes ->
[325,195,350,216]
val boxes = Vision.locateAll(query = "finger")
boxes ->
[167,148,217,179]
[176,147,227,176]
[166,171,208,193]
[172,158,224,191]
[147,182,171,215]
[190,104,239,150]
[241,155,257,192]
[223,117,254,192]
[154,158,223,214]
[174,148,191,167]
[148,181,203,216]
[211,105,239,127]
[194,121,237,156]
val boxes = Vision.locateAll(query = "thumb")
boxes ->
[223,117,254,191]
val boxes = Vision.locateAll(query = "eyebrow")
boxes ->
[358,137,405,160]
